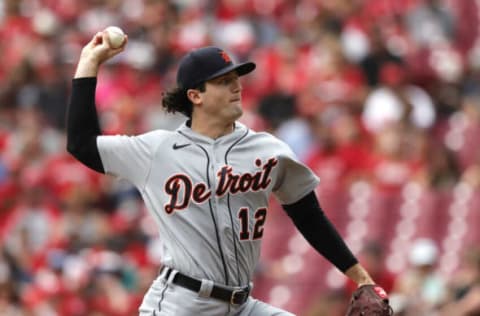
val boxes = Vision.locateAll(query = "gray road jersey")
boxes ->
[97,122,319,287]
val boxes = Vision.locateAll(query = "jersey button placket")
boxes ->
[211,144,233,278]
[214,143,238,272]
[209,145,217,211]
[212,145,230,241]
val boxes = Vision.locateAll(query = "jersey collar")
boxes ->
[177,121,248,145]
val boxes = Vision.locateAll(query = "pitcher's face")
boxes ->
[200,71,243,122]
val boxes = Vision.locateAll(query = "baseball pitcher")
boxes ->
[66,30,391,315]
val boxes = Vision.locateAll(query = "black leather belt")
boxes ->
[161,267,250,305]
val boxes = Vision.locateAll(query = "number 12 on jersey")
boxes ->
[238,207,267,240]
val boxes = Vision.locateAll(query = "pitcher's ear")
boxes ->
[187,89,202,106]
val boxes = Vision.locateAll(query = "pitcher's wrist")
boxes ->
[74,58,100,78]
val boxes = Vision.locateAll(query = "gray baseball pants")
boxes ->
[138,268,295,316]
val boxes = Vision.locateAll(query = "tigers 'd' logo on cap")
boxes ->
[220,51,232,63]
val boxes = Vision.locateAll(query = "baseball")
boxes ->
[105,26,125,48]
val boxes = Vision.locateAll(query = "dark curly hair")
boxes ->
[161,83,206,118]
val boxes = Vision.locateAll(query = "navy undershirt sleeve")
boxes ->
[66,77,105,173]
[282,191,358,272]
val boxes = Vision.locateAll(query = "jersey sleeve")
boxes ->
[97,130,167,189]
[272,140,320,204]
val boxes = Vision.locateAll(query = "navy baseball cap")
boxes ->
[176,46,256,90]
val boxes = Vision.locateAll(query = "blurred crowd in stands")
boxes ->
[1,0,480,315]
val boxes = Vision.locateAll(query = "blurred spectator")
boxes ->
[405,0,455,49]
[307,33,367,111]
[305,106,371,189]
[392,238,447,315]
[89,255,140,316]
[0,256,25,315]
[56,182,111,250]
[304,288,349,316]
[365,123,425,191]
[438,246,480,315]
[417,141,460,190]
[444,91,480,171]
[359,26,404,87]
[257,92,296,132]
[362,61,436,133]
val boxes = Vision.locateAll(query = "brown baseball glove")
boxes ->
[345,284,393,316]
